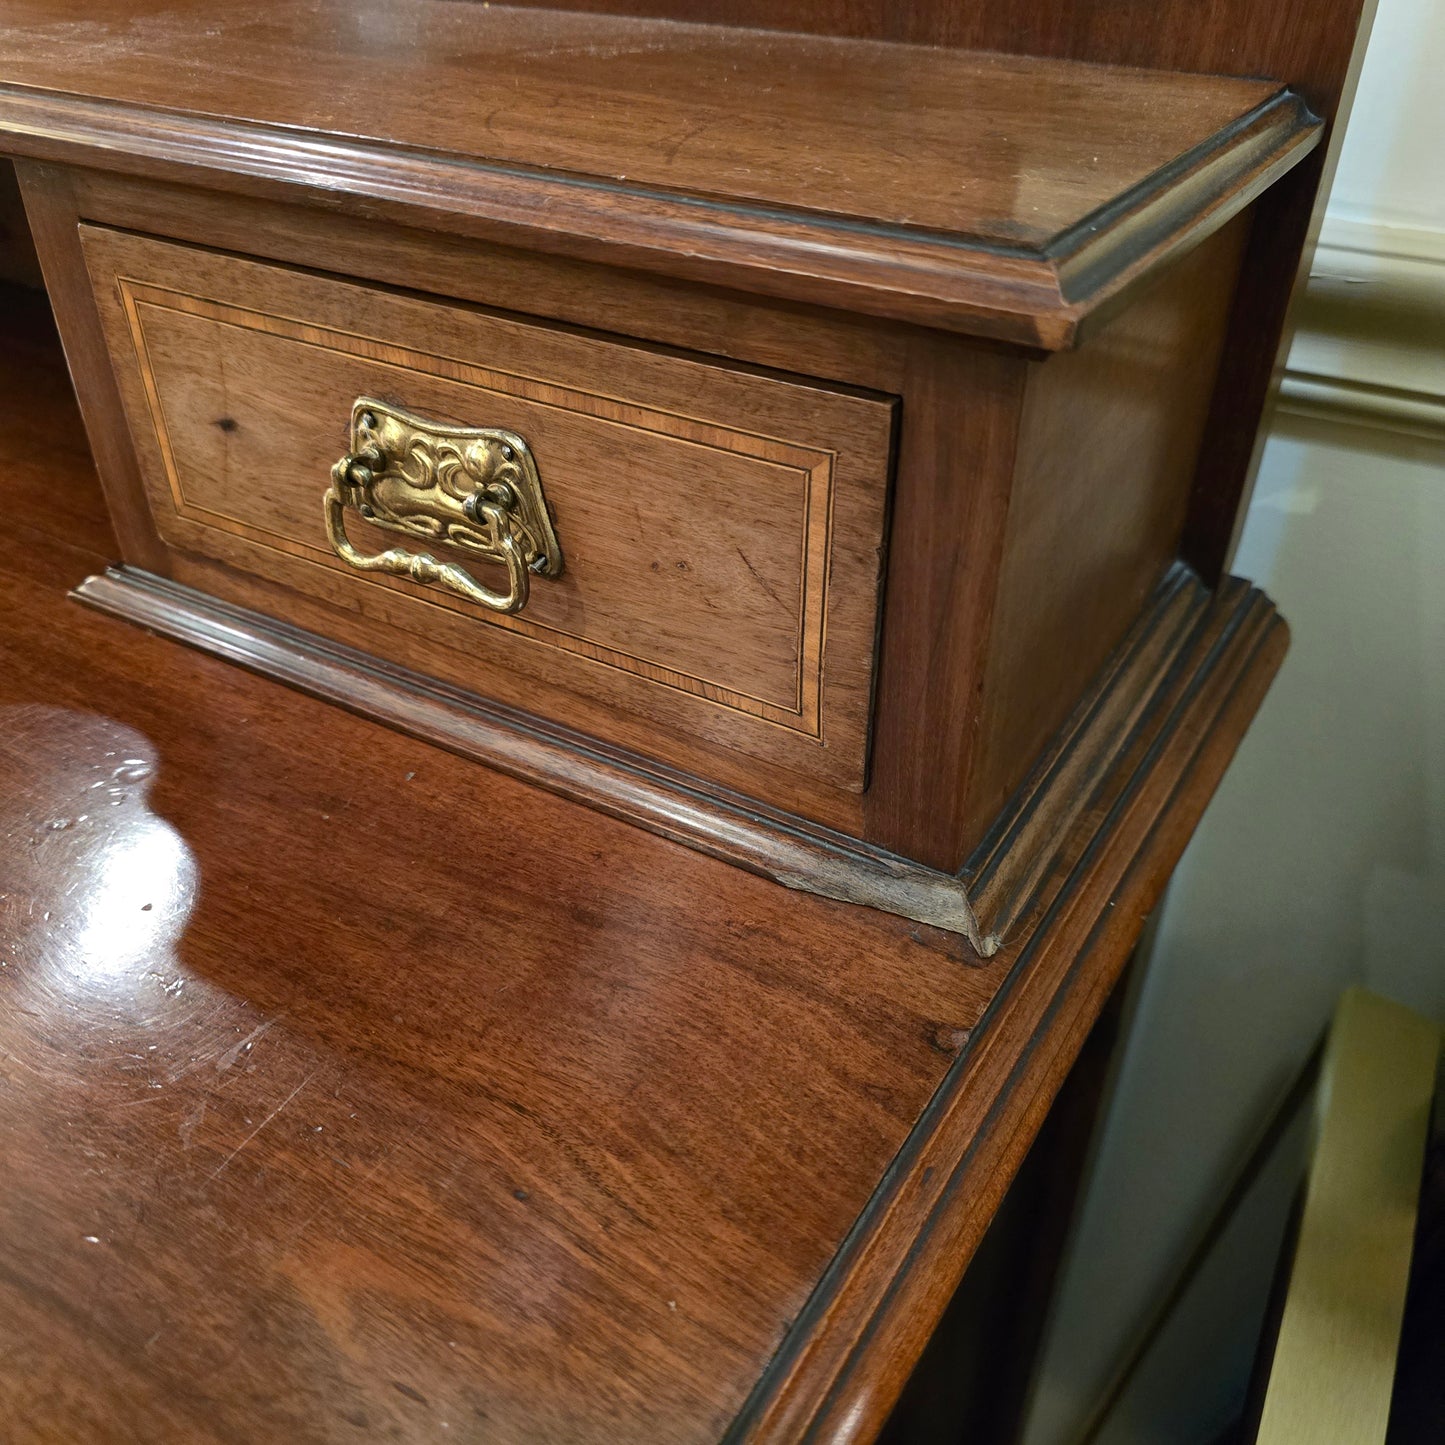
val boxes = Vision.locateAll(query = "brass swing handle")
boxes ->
[323,399,563,616]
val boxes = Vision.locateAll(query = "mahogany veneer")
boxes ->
[80,223,896,793]
[1,0,1327,947]
[0,0,1377,1434]
[0,3,1317,345]
[0,282,1285,1445]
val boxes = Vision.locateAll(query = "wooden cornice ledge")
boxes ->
[0,83,1318,349]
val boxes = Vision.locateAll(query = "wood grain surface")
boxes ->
[0,281,1287,1439]
[459,0,1373,581]
[17,163,896,836]
[42,168,1249,881]
[0,157,37,285]
[0,1,1321,345]
[963,215,1251,842]
[31,158,1276,877]
[0,0,1353,1433]
[0,289,989,1444]
[485,0,1365,115]
[0,2,1282,247]
[80,223,895,794]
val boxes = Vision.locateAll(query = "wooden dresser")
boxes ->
[0,1,1371,1440]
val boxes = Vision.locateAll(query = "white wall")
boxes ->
[1328,0,1445,232]
[1022,1,1445,1439]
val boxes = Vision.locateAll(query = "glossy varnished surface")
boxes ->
[0,1,1282,248]
[0,288,1290,1441]
[0,4,1320,346]
[78,222,896,796]
[0,295,992,1441]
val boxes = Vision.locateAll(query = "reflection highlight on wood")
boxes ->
[0,280,1289,1443]
[0,0,1372,1427]
[0,319,991,1441]
[0,2,1321,343]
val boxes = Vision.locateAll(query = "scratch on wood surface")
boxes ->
[734,544,789,611]
[204,1071,315,1185]
[178,1098,206,1149]
[278,1148,391,1250]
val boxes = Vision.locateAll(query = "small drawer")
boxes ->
[81,226,897,794]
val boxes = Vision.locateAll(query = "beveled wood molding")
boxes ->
[73,565,999,951]
[727,579,1289,1445]
[73,563,1283,959]
[0,81,1318,349]
[961,567,1261,937]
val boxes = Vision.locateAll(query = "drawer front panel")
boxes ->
[82,226,896,792]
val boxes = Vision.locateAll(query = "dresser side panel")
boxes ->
[961,213,1251,850]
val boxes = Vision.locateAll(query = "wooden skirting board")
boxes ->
[73,562,1286,956]
[1278,217,1445,439]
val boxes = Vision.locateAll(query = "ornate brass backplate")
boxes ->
[324,398,563,614]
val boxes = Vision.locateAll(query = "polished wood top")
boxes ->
[0,290,988,1433]
[0,287,1288,1440]
[0,1,1276,245]
[0,291,989,1441]
[0,2,1320,344]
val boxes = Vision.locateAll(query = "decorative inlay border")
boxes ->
[116,276,835,735]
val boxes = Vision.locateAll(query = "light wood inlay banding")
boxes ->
[82,225,897,791]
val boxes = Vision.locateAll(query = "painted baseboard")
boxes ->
[1279,215,1445,438]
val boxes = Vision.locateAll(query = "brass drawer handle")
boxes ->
[324,398,563,614]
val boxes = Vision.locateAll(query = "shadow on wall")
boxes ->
[1023,410,1445,1445]
[1221,415,1445,1020]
